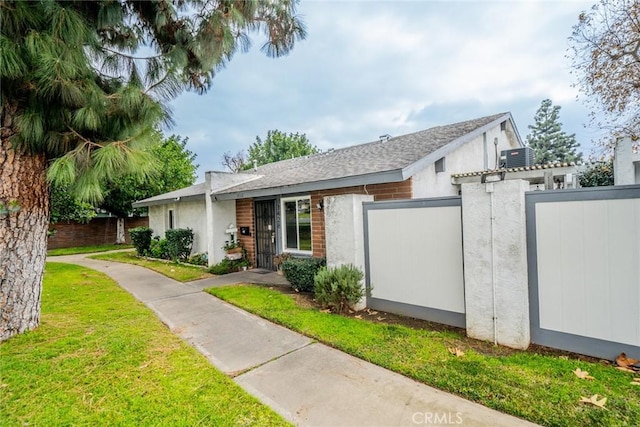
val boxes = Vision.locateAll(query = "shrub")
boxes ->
[314,264,365,314]
[149,237,169,260]
[273,252,292,270]
[129,226,153,256]
[208,258,243,275]
[282,257,325,292]
[579,160,614,187]
[187,252,208,266]
[165,228,194,261]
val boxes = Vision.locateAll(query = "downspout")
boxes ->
[488,183,498,345]
[491,137,500,345]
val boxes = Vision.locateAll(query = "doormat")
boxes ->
[251,269,272,275]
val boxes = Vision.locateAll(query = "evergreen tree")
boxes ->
[0,1,305,340]
[526,99,583,164]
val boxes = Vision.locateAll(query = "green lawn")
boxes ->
[91,251,212,282]
[0,263,288,427]
[47,244,133,256]
[207,284,640,427]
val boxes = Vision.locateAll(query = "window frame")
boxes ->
[280,195,312,254]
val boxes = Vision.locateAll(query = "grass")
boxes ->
[91,251,213,282]
[47,244,133,256]
[207,284,640,427]
[0,263,288,427]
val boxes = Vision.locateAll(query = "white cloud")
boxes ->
[167,0,596,179]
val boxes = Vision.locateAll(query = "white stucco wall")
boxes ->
[461,180,530,349]
[176,200,208,254]
[147,200,207,254]
[324,194,373,310]
[412,122,521,198]
[148,204,169,238]
[207,200,237,266]
[614,137,640,185]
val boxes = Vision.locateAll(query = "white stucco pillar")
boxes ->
[206,200,237,266]
[461,180,530,349]
[324,194,374,311]
[614,137,640,185]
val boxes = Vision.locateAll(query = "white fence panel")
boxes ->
[364,198,465,327]
[528,186,640,359]
[536,199,640,346]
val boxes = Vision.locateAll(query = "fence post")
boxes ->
[461,180,530,349]
[324,194,374,310]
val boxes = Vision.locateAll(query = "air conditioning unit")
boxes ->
[500,147,534,168]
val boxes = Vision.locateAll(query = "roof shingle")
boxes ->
[215,112,508,195]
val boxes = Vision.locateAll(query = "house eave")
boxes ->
[401,113,518,180]
[132,193,205,208]
[212,169,406,200]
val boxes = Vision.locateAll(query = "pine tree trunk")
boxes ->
[0,103,49,341]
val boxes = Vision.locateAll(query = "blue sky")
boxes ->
[167,0,597,179]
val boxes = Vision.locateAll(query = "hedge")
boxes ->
[282,257,325,292]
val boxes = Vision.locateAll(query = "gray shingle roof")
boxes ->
[214,112,510,197]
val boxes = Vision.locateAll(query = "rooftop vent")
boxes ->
[379,134,391,142]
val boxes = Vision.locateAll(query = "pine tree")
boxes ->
[0,1,305,340]
[526,99,583,164]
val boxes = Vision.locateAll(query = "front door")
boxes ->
[254,200,277,270]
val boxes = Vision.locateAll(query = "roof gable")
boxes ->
[215,112,514,198]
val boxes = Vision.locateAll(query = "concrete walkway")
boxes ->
[52,254,537,427]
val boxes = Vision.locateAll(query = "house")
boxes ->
[133,112,523,268]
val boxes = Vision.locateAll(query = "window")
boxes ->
[168,209,174,229]
[282,196,312,252]
[435,157,446,173]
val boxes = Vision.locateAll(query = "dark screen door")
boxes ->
[254,200,277,270]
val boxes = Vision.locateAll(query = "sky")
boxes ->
[167,0,598,180]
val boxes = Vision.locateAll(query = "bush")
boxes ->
[165,228,194,261]
[149,237,169,260]
[129,226,153,256]
[187,252,208,266]
[579,160,614,187]
[273,252,292,270]
[208,258,238,275]
[314,264,365,314]
[282,257,325,292]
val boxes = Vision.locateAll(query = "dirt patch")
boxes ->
[259,283,606,363]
